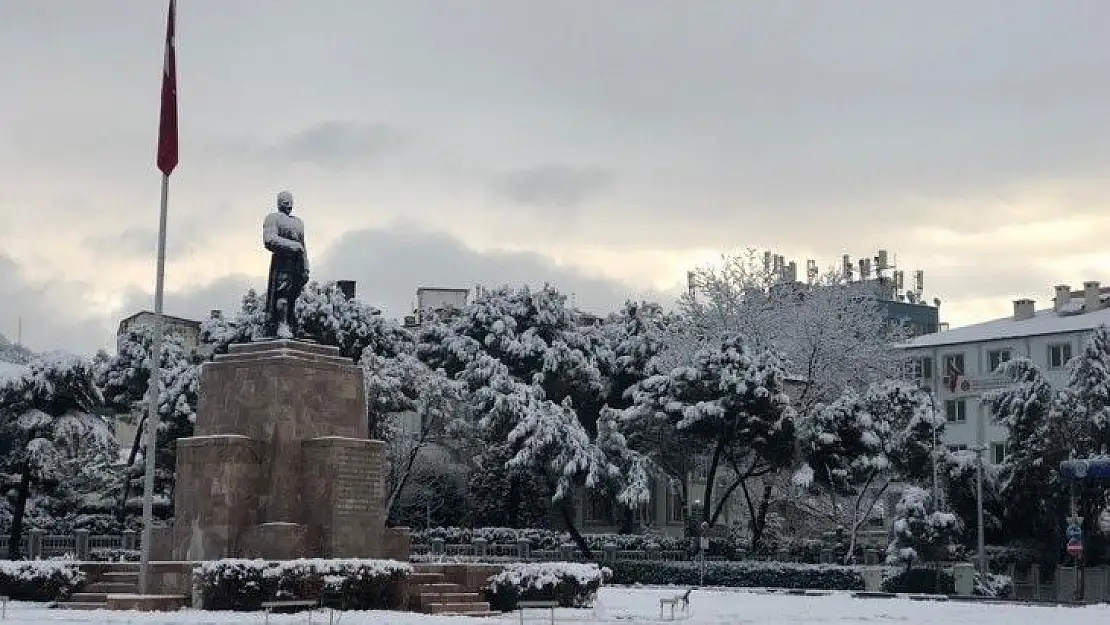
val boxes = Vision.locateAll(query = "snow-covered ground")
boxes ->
[4,588,1110,625]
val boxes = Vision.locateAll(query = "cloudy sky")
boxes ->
[3,1,1110,355]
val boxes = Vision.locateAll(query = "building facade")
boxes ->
[901,281,1110,463]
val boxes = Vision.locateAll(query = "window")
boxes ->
[945,399,967,423]
[991,442,1007,465]
[584,494,611,524]
[909,357,933,380]
[666,486,684,524]
[987,349,1011,374]
[943,354,965,378]
[947,444,968,453]
[1048,343,1073,369]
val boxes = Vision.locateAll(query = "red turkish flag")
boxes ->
[157,0,178,176]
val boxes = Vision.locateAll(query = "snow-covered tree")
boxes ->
[982,358,1073,549]
[362,350,466,520]
[628,336,795,546]
[678,249,907,418]
[96,326,199,523]
[885,486,961,569]
[794,381,942,562]
[297,282,413,361]
[0,353,110,558]
[1063,325,1110,455]
[942,450,1003,547]
[203,283,413,362]
[416,285,649,554]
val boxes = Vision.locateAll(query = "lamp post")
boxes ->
[970,443,987,573]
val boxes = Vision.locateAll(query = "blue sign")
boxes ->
[1067,525,1083,541]
[1061,459,1110,483]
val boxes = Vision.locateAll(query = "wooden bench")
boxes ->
[518,599,558,625]
[659,588,693,620]
[261,599,320,625]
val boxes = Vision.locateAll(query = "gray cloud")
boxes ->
[0,254,114,356]
[494,165,614,211]
[269,121,407,169]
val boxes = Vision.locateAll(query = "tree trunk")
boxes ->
[118,415,146,522]
[8,465,32,560]
[559,499,592,558]
[700,438,727,525]
[750,482,773,551]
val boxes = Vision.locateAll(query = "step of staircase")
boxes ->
[414,592,482,610]
[69,593,108,603]
[86,581,139,594]
[102,571,139,582]
[438,611,501,617]
[426,601,492,614]
[57,602,106,610]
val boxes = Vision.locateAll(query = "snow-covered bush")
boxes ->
[974,572,1012,598]
[0,560,85,601]
[485,562,606,611]
[412,527,688,552]
[885,487,961,569]
[193,558,411,611]
[605,560,865,590]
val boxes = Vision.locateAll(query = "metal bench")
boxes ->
[518,599,558,625]
[261,599,320,625]
[659,588,693,620]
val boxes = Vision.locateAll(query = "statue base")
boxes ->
[172,340,388,561]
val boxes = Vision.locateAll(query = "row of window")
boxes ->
[947,442,1008,465]
[908,342,1074,380]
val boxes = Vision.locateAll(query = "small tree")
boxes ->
[885,486,962,569]
[0,353,109,558]
[794,381,942,562]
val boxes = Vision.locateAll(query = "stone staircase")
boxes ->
[59,564,139,610]
[409,565,499,617]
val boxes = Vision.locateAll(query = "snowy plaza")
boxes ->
[6,589,1110,625]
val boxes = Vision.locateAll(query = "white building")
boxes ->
[901,280,1110,463]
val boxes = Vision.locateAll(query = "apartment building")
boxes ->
[900,280,1110,462]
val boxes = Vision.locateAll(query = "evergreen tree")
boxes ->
[983,358,1073,551]
[885,486,961,569]
[0,353,109,558]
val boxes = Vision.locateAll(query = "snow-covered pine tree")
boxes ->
[297,281,413,362]
[416,285,648,551]
[199,288,267,353]
[982,358,1073,549]
[794,380,942,562]
[628,335,795,547]
[362,350,466,522]
[885,486,961,569]
[0,352,111,558]
[96,326,198,523]
[1065,324,1110,455]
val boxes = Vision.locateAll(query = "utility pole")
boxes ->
[973,406,987,573]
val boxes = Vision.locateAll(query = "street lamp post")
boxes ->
[971,443,987,574]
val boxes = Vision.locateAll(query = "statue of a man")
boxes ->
[262,190,309,338]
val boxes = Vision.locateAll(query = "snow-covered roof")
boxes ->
[900,305,1110,349]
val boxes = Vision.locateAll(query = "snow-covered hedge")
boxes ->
[414,527,686,551]
[193,558,411,611]
[606,560,865,590]
[0,560,85,601]
[485,562,609,611]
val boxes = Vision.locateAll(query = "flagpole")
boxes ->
[140,173,170,595]
[141,0,177,595]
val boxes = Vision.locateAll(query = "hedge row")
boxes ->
[0,561,85,601]
[193,559,411,611]
[605,560,865,590]
[485,562,608,611]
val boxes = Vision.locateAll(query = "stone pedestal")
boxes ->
[173,340,389,561]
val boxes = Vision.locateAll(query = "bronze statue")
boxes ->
[262,190,309,338]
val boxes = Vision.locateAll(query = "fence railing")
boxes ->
[0,530,140,560]
[409,538,888,565]
[0,531,888,566]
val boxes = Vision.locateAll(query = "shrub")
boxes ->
[606,560,864,590]
[193,558,411,611]
[0,560,85,601]
[974,572,1012,598]
[413,527,688,551]
[881,567,953,594]
[87,548,140,562]
[485,562,607,611]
